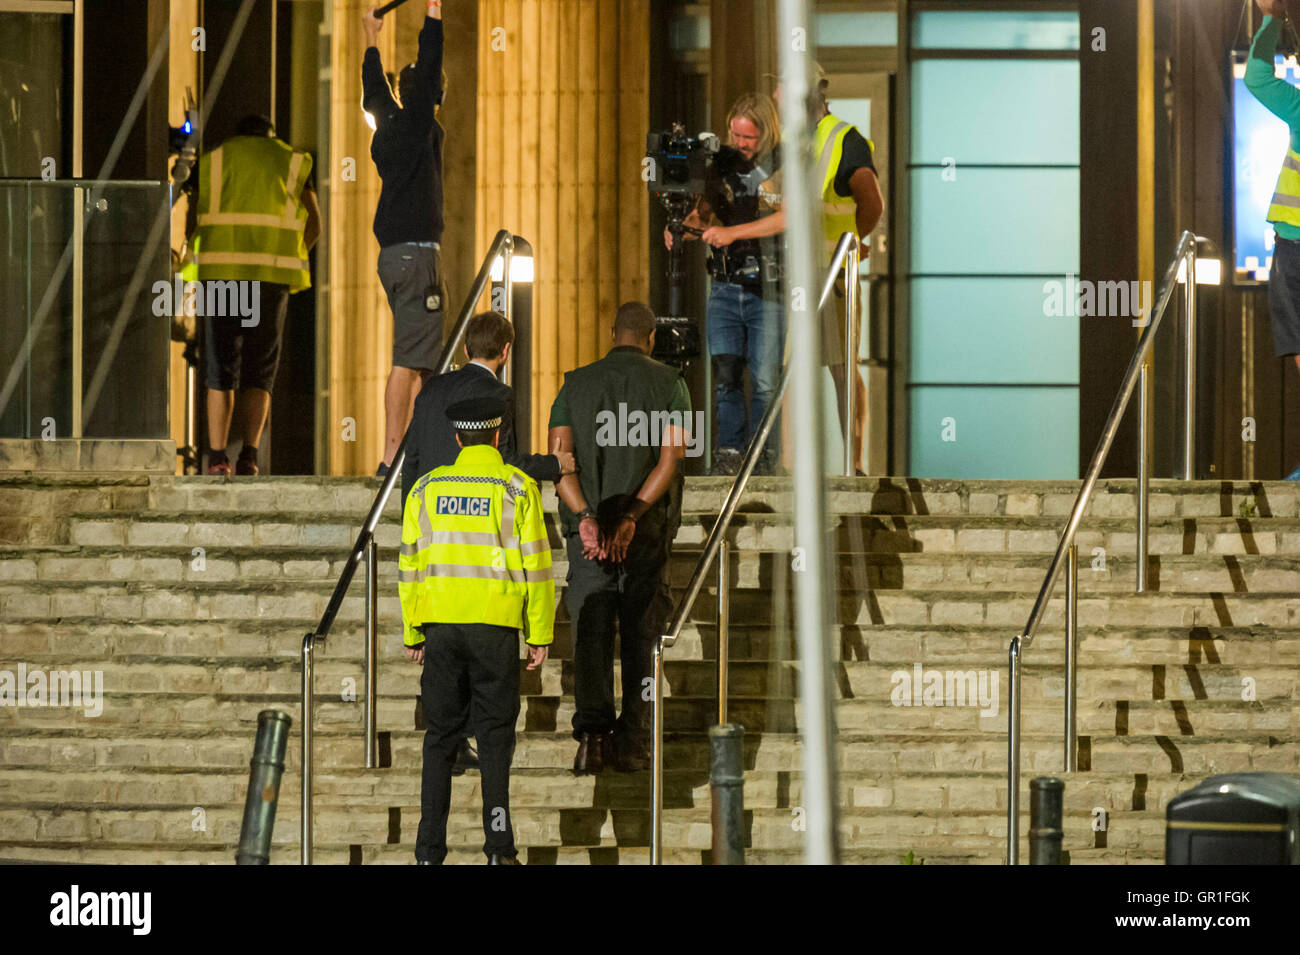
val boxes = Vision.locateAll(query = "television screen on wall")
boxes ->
[1233,51,1295,285]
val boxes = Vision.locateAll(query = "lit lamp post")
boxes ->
[490,238,535,447]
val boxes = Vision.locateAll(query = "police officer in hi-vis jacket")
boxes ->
[399,396,554,865]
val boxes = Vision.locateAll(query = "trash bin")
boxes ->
[1166,773,1300,865]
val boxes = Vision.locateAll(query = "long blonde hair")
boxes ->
[726,92,781,159]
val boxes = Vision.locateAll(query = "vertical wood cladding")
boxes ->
[476,0,650,449]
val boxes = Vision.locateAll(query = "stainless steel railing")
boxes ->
[1005,230,1205,864]
[649,231,863,865]
[300,229,517,864]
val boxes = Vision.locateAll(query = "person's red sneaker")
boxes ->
[206,460,231,476]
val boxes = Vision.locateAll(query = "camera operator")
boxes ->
[665,93,785,476]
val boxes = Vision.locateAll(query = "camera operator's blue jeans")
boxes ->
[707,281,784,455]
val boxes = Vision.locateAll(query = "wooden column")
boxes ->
[476,0,651,449]
[710,0,757,130]
[327,0,394,475]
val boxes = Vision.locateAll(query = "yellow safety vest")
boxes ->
[192,136,312,292]
[398,444,555,648]
[1267,147,1300,228]
[813,113,875,262]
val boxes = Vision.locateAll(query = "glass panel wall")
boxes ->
[907,8,1081,478]
[0,181,171,440]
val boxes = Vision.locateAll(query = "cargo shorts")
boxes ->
[378,241,447,371]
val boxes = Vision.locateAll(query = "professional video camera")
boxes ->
[645,122,719,367]
[169,87,200,206]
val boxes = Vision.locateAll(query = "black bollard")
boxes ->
[236,710,292,865]
[710,723,745,865]
[1029,776,1065,865]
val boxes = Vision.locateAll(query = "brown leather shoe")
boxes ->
[488,853,521,865]
[572,732,606,776]
[613,732,651,773]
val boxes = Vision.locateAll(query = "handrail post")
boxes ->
[843,240,860,477]
[300,632,316,865]
[1137,359,1151,594]
[1028,777,1065,865]
[646,234,855,868]
[1007,634,1022,865]
[1064,545,1078,773]
[717,539,730,725]
[364,536,378,770]
[1182,246,1197,480]
[651,637,665,865]
[500,235,514,387]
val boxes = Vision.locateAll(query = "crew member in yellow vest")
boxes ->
[1245,1,1300,479]
[400,395,553,864]
[190,114,320,476]
[729,68,885,474]
[763,68,884,475]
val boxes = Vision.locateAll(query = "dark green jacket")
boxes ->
[554,346,685,540]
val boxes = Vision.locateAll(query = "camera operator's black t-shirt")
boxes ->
[704,144,782,229]
[702,145,783,291]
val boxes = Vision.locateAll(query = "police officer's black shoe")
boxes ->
[451,738,479,776]
[613,732,651,773]
[572,732,606,775]
[487,853,521,865]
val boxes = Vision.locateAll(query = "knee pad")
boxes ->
[712,353,745,392]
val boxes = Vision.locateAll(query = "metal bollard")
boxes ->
[1028,776,1065,866]
[237,709,293,865]
[709,723,745,865]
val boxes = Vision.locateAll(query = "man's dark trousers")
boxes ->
[566,530,672,740]
[416,622,520,863]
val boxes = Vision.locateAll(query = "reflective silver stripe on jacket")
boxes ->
[519,538,550,557]
[398,562,555,584]
[815,120,849,194]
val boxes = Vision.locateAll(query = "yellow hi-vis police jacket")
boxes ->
[398,444,555,648]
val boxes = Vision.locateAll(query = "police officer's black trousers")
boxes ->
[416,622,521,864]
[565,529,672,740]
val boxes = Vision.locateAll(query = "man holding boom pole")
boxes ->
[1246,0,1300,479]
[363,0,449,477]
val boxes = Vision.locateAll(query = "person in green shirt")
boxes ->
[547,302,691,774]
[1246,1,1300,478]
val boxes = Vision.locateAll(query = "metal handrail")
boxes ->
[1005,230,1204,864]
[300,229,516,864]
[649,231,861,865]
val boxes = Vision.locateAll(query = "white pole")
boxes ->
[777,0,840,865]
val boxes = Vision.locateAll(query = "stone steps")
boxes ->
[6,619,1300,666]
[3,691,1293,738]
[4,729,1295,773]
[56,508,1300,556]
[3,578,1299,628]
[0,658,1291,707]
[0,765,1251,811]
[7,473,1296,516]
[0,802,1171,850]
[5,474,1300,864]
[6,545,1300,596]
